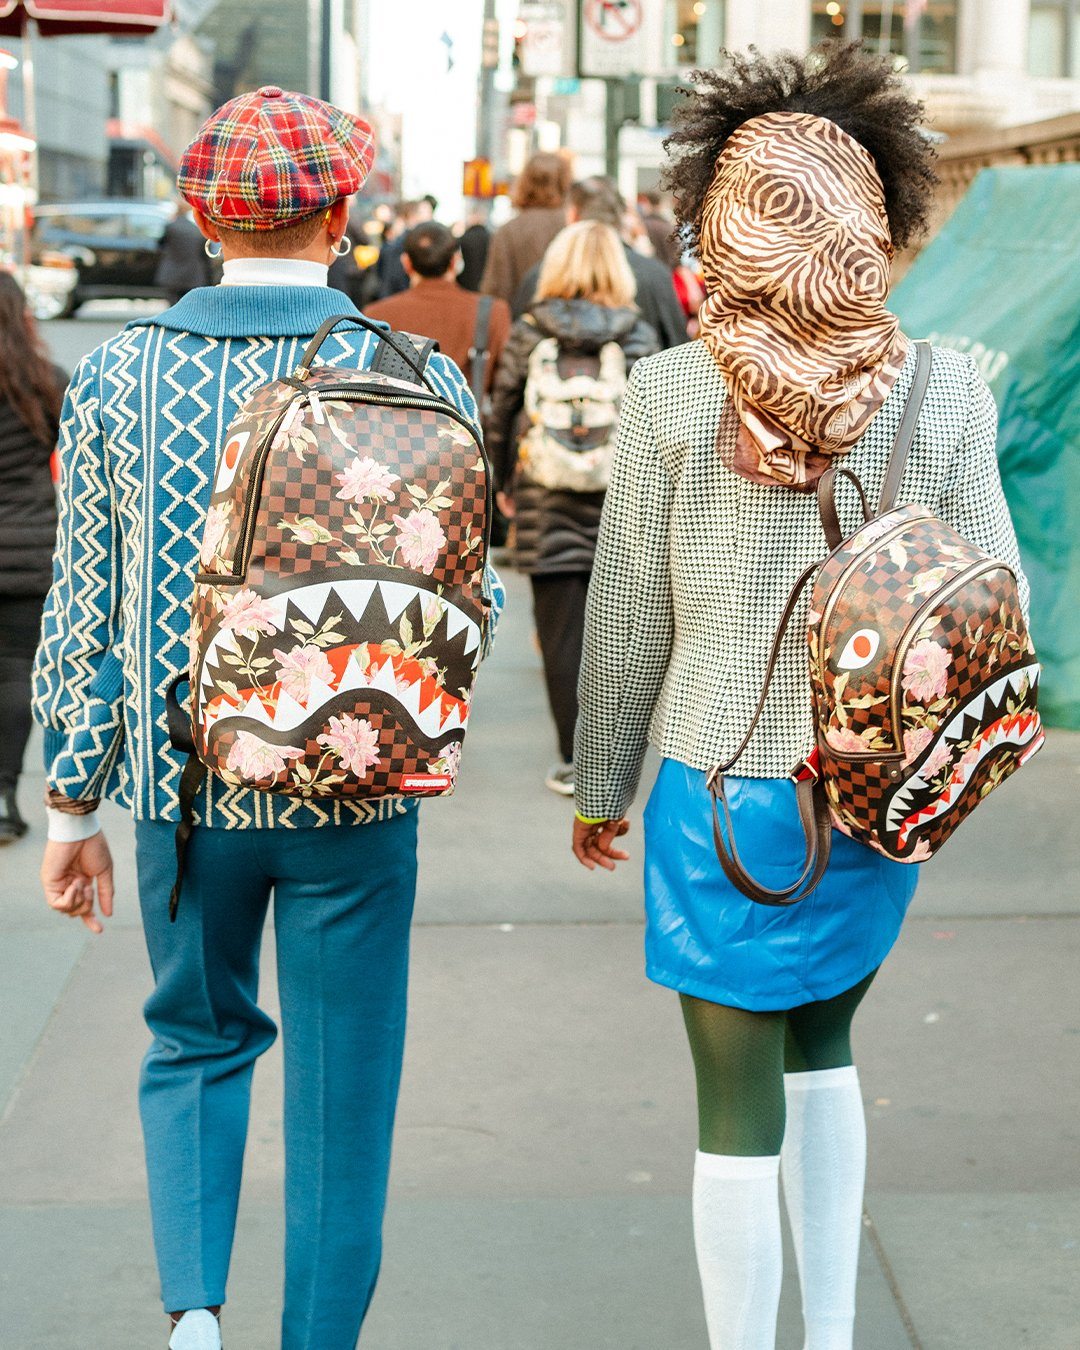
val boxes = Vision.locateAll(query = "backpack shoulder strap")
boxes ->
[469,295,494,399]
[879,339,932,513]
[369,329,437,386]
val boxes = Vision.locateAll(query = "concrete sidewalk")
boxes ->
[1,568,1077,1348]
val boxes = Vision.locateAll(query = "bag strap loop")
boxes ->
[710,772,833,906]
[295,312,439,393]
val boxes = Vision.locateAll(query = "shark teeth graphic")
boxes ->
[199,577,480,697]
[884,662,1042,845]
[205,650,469,742]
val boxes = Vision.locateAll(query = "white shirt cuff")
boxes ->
[46,808,102,843]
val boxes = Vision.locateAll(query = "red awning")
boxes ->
[0,1,172,37]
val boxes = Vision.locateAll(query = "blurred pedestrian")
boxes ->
[154,200,213,306]
[457,213,491,292]
[487,221,658,795]
[480,151,572,305]
[637,189,682,269]
[512,176,689,350]
[572,44,1031,1350]
[366,220,511,403]
[32,85,490,1350]
[0,274,66,844]
[376,198,433,299]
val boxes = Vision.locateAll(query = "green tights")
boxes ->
[680,970,877,1157]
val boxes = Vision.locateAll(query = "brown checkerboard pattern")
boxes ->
[809,506,1038,859]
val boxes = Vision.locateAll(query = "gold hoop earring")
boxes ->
[204,239,222,259]
[331,236,352,258]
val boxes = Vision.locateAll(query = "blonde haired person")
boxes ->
[486,221,659,795]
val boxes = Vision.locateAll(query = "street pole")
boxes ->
[477,0,498,164]
[604,78,620,180]
[320,0,333,100]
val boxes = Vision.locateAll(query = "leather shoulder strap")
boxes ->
[879,339,932,513]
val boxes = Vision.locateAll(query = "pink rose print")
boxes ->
[922,739,952,780]
[200,503,231,567]
[392,508,446,574]
[317,714,381,776]
[909,566,950,599]
[220,589,280,640]
[335,455,400,504]
[226,731,303,781]
[273,644,334,704]
[826,725,870,754]
[901,639,951,704]
[907,839,933,862]
[903,726,934,766]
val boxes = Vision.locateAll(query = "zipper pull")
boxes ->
[307,389,326,426]
[271,398,304,452]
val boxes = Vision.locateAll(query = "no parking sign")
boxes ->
[579,0,652,78]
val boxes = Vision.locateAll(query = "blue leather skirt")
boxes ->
[642,760,920,1012]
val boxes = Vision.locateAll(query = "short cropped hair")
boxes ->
[403,222,459,278]
[216,207,329,256]
[568,176,624,227]
[663,41,938,255]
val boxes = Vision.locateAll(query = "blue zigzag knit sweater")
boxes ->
[32,284,496,828]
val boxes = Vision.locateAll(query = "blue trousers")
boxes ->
[135,809,419,1349]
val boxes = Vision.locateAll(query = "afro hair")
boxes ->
[662,41,938,256]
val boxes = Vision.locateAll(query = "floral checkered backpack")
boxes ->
[709,343,1044,906]
[166,315,491,915]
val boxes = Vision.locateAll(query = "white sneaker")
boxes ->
[169,1310,222,1350]
[544,761,575,796]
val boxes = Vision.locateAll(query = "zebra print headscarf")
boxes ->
[697,111,909,491]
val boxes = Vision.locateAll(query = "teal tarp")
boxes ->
[891,164,1080,728]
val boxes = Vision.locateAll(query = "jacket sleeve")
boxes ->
[574,359,675,820]
[484,317,540,490]
[32,352,126,799]
[622,316,662,371]
[938,357,1031,623]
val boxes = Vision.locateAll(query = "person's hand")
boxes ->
[41,832,114,935]
[572,817,630,872]
[496,489,516,520]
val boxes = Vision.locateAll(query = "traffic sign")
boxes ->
[463,158,495,199]
[519,0,573,78]
[580,0,659,78]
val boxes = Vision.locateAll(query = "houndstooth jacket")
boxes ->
[574,339,1030,821]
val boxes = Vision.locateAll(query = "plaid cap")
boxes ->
[178,86,376,232]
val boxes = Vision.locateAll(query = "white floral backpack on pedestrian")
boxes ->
[166,315,491,917]
[709,343,1044,906]
[519,335,627,492]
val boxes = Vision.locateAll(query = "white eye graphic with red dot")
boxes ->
[837,628,880,671]
[215,429,250,493]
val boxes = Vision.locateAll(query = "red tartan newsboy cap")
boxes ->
[178,85,376,232]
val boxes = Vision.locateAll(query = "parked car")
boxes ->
[30,200,175,317]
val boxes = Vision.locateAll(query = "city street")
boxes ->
[0,310,1077,1348]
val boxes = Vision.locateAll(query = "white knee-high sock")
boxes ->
[780,1066,867,1350]
[692,1150,783,1350]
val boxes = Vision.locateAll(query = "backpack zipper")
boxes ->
[234,387,491,580]
[889,558,1018,747]
[816,514,931,680]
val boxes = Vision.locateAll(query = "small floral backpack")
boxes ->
[710,343,1044,906]
[166,315,491,916]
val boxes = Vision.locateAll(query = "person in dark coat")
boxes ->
[154,202,214,305]
[375,199,432,299]
[486,221,659,796]
[637,189,682,269]
[0,273,66,842]
[457,216,491,292]
[511,176,689,350]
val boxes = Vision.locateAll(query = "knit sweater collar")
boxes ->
[133,284,389,339]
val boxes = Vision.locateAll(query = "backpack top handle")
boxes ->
[294,311,440,395]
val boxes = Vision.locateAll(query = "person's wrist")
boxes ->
[46,807,102,843]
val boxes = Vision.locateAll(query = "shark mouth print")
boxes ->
[885,662,1044,854]
[196,577,482,760]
